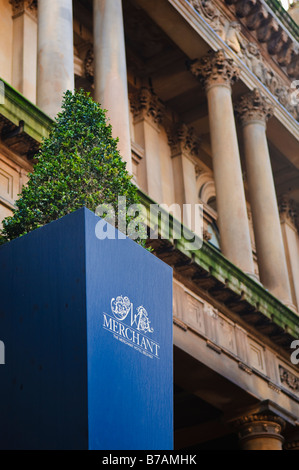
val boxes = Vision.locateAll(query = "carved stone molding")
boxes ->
[188,49,240,91]
[130,87,165,126]
[235,88,274,125]
[238,361,253,375]
[234,413,286,429]
[9,0,37,19]
[166,123,201,157]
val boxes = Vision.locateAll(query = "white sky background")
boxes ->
[280,0,291,9]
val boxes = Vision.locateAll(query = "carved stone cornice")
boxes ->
[166,123,201,157]
[235,88,274,125]
[221,0,299,78]
[130,87,165,126]
[188,49,240,91]
[187,0,299,121]
[9,0,37,19]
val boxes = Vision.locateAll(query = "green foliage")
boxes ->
[0,89,147,246]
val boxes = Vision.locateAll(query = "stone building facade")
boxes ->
[0,0,299,450]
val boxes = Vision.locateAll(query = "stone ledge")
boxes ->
[0,79,52,159]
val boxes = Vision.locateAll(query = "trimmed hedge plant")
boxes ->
[0,90,146,246]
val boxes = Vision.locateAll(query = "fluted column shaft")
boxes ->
[167,123,201,234]
[93,0,132,172]
[37,0,74,118]
[130,87,164,203]
[189,50,254,275]
[236,89,293,306]
[10,0,38,104]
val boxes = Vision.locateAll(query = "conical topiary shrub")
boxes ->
[0,89,146,246]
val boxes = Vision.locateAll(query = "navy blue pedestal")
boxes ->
[0,208,173,450]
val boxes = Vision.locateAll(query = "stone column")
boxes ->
[37,0,74,118]
[10,0,38,104]
[130,87,164,204]
[189,50,254,275]
[234,413,285,450]
[279,196,299,310]
[167,123,201,234]
[235,89,293,306]
[93,0,132,173]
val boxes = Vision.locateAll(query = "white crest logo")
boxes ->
[111,296,132,321]
[103,295,159,359]
[111,295,154,334]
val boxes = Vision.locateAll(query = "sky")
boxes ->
[280,0,291,10]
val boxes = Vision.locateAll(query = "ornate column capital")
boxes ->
[9,0,37,19]
[166,123,201,157]
[235,88,274,126]
[233,413,286,449]
[130,87,165,127]
[188,49,240,91]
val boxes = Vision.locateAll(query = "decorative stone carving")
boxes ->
[240,42,299,120]
[242,42,266,80]
[166,123,200,157]
[130,87,165,125]
[278,196,298,227]
[189,1,245,50]
[203,229,212,241]
[235,88,274,125]
[84,47,94,83]
[245,4,268,31]
[223,0,298,72]
[225,21,246,54]
[279,365,299,392]
[190,0,220,27]
[9,0,37,18]
[235,0,257,19]
[189,49,240,90]
[277,39,296,68]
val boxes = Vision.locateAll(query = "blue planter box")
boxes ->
[0,208,173,450]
